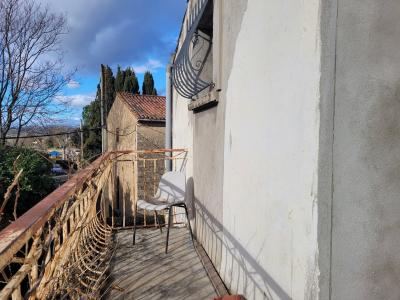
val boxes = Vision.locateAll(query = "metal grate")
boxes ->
[172,0,214,99]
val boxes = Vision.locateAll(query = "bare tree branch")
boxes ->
[0,167,23,223]
[12,155,21,220]
[0,0,73,145]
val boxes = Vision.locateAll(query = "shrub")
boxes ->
[0,146,55,227]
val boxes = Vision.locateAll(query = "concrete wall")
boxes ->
[330,1,400,299]
[173,1,324,299]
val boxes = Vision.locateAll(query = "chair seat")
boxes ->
[133,171,192,254]
[137,199,185,211]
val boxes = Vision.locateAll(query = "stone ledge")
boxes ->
[188,89,219,111]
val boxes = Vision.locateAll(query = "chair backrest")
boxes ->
[156,171,186,204]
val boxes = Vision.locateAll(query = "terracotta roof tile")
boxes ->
[118,92,166,121]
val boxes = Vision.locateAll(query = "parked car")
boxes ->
[51,163,67,175]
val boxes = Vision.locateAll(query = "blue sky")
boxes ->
[42,0,187,126]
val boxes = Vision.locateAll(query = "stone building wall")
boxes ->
[136,123,165,202]
[105,95,165,226]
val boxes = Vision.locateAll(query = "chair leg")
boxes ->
[133,206,137,245]
[165,206,173,254]
[183,204,194,243]
[155,210,163,234]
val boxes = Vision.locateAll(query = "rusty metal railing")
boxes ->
[0,149,187,299]
[0,153,113,299]
[108,149,188,229]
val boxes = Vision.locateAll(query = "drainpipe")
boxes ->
[165,55,174,171]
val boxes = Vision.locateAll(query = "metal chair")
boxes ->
[132,171,193,253]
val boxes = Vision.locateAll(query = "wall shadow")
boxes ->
[188,177,291,300]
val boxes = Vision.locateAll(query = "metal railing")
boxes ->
[109,149,188,229]
[0,149,187,299]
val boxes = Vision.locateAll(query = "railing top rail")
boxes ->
[110,148,187,155]
[0,152,111,270]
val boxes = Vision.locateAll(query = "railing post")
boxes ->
[112,154,115,228]
[143,159,147,227]
[134,157,138,228]
[122,176,126,228]
[153,159,157,227]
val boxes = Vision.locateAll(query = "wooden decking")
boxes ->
[105,227,218,300]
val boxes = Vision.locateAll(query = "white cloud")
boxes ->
[67,80,80,89]
[132,59,164,74]
[55,93,95,108]
[38,0,186,74]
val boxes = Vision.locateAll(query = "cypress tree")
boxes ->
[129,68,139,94]
[105,65,115,112]
[82,84,102,160]
[142,71,157,95]
[123,68,139,94]
[82,64,116,159]
[115,66,125,92]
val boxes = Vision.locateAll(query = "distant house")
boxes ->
[107,92,165,152]
[105,92,166,225]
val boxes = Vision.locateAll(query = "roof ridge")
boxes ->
[118,91,165,98]
[140,94,165,98]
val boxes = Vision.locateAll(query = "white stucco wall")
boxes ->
[173,0,400,299]
[221,1,322,299]
[172,1,324,299]
[171,83,195,225]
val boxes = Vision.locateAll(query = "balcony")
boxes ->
[0,150,225,299]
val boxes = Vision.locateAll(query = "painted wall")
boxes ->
[173,0,400,299]
[331,1,400,298]
[221,1,323,298]
[172,0,324,299]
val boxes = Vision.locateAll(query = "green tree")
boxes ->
[115,66,126,92]
[82,85,102,161]
[81,64,117,161]
[142,71,157,95]
[0,146,55,229]
[103,65,116,113]
[123,68,139,94]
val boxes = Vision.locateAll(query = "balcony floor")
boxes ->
[105,227,217,300]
